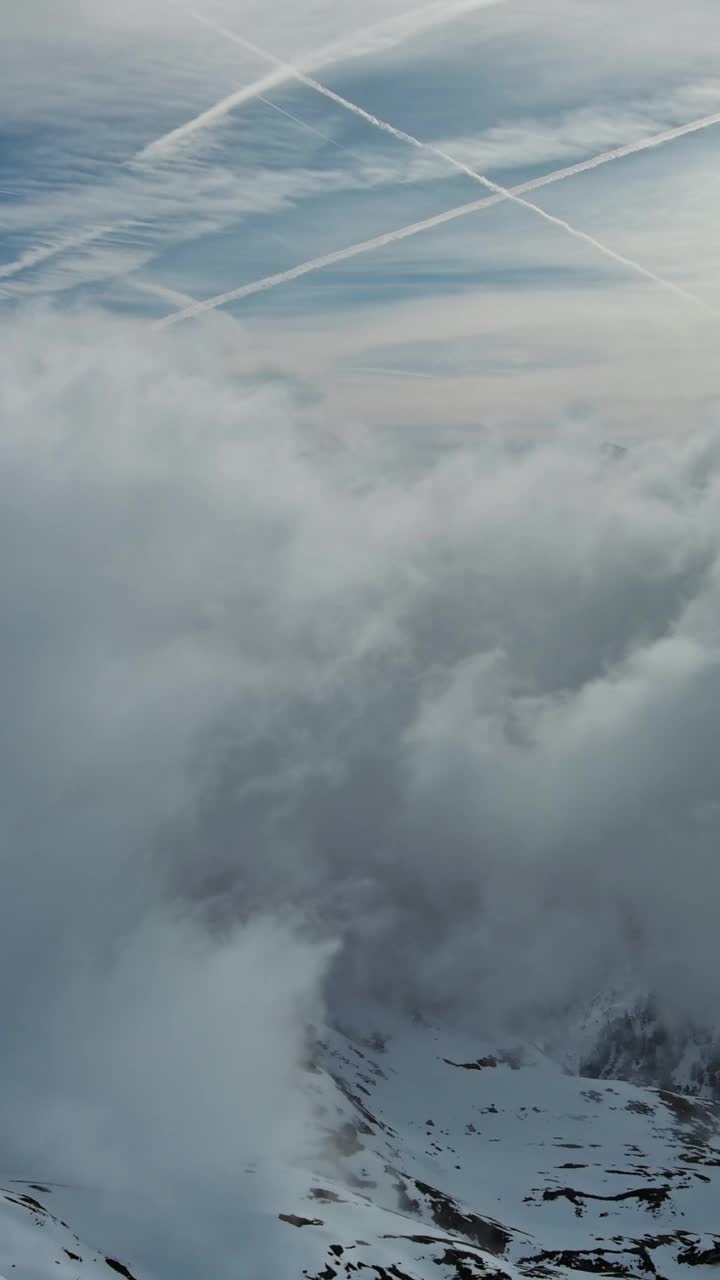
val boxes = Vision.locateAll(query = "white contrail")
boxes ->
[8,106,720,303]
[0,96,341,289]
[155,120,720,327]
[256,95,347,150]
[152,209,478,325]
[128,277,200,308]
[3,1,472,285]
[154,119,712,330]
[185,16,719,318]
[152,110,720,327]
[13,25,719,305]
[129,274,243,329]
[0,225,112,282]
[138,65,325,161]
[140,0,503,160]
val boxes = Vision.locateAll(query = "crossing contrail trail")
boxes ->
[3,2,478,286]
[154,117,720,326]
[10,100,719,296]
[138,67,299,160]
[256,95,347,150]
[140,0,504,160]
[5,3,436,284]
[179,14,718,319]
[153,119,720,330]
[10,21,718,303]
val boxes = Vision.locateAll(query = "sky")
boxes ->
[2,5,720,1277]
[2,0,720,429]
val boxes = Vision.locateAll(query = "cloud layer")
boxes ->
[4,304,720,1002]
[2,303,720,1266]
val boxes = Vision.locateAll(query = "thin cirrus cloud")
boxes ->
[0,0,502,292]
[2,0,720,314]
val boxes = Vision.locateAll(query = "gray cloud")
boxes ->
[2,303,720,1266]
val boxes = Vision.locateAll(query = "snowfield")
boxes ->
[3,1017,720,1280]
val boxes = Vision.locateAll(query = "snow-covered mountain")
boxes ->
[4,1016,720,1280]
[578,1006,720,1101]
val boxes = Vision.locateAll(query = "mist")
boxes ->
[2,302,720,1268]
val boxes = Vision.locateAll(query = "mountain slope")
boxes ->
[577,1003,720,1100]
[3,1019,720,1279]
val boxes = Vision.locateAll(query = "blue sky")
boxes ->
[2,0,720,429]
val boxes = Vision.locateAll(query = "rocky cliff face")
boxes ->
[572,997,720,1099]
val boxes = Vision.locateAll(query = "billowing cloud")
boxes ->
[2,303,720,1263]
[3,301,720,1001]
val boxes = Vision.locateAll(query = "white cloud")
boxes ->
[3,301,720,1009]
[432,81,720,177]
[0,304,342,1273]
[3,303,720,1268]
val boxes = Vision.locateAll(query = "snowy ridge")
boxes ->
[0,1184,137,1280]
[526,985,720,1101]
[576,1003,720,1100]
[293,1021,720,1280]
[5,1018,720,1278]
